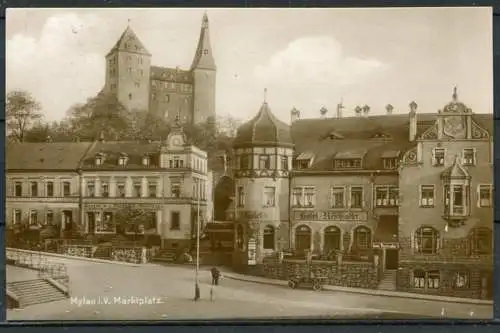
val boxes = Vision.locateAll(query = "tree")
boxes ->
[6,90,43,142]
[128,110,171,141]
[114,207,157,244]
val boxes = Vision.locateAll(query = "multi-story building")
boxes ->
[397,89,493,299]
[229,89,493,299]
[6,142,93,237]
[6,123,212,250]
[103,13,216,124]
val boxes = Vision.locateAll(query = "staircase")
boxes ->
[153,249,178,263]
[378,270,397,291]
[92,246,111,260]
[7,279,68,308]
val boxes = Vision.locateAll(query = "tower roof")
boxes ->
[106,24,151,57]
[191,12,216,70]
[233,98,293,149]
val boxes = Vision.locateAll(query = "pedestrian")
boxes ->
[211,267,220,286]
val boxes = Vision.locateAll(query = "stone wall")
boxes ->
[242,258,379,290]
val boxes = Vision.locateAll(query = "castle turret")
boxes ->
[191,13,217,124]
[105,22,152,112]
[232,92,294,267]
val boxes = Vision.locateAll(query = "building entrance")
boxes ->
[385,249,399,270]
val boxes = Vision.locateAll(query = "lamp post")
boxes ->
[194,180,201,301]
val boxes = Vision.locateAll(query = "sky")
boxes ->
[6,7,493,123]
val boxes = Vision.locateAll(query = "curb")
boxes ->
[7,248,144,267]
[224,274,493,306]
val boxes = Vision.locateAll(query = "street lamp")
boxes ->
[194,180,201,301]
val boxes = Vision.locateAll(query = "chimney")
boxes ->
[386,104,394,115]
[320,107,328,119]
[45,136,52,143]
[409,101,418,141]
[354,106,362,117]
[99,131,105,143]
[362,105,370,117]
[290,107,300,123]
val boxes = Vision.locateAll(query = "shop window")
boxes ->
[453,271,470,289]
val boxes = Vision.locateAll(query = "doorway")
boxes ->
[385,249,399,270]
[87,212,96,234]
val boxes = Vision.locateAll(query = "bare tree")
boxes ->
[6,90,43,142]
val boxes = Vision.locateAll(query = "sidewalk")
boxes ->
[222,271,493,306]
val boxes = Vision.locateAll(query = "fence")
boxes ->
[6,248,70,288]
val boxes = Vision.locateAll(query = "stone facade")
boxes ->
[103,13,216,124]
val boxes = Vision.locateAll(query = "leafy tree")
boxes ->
[114,207,157,244]
[6,90,43,142]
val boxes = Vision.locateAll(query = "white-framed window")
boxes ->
[101,182,109,197]
[45,211,53,225]
[13,209,22,224]
[349,186,364,208]
[30,181,38,197]
[432,148,445,166]
[462,148,476,166]
[29,210,38,225]
[453,271,470,289]
[148,181,157,197]
[375,186,399,207]
[133,181,142,197]
[413,270,440,289]
[414,226,439,254]
[95,212,115,233]
[444,184,469,216]
[116,183,126,198]
[142,156,150,166]
[14,181,22,197]
[419,185,435,207]
[46,181,54,197]
[263,186,276,207]
[330,186,346,208]
[292,186,316,208]
[237,186,245,207]
[259,155,271,169]
[87,182,95,197]
[383,158,399,170]
[171,183,181,198]
[478,184,493,207]
[118,155,128,166]
[62,182,71,197]
[170,211,180,230]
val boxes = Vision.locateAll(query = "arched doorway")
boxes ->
[295,225,311,252]
[323,226,341,253]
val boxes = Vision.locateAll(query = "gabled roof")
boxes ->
[81,141,162,170]
[150,66,193,84]
[106,25,151,57]
[6,142,93,171]
[441,155,470,180]
[233,102,293,149]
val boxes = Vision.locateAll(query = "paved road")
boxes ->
[6,257,492,321]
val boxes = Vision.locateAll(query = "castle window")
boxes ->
[259,155,271,169]
[462,148,476,166]
[432,148,445,166]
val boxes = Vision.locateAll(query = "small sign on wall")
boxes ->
[248,237,257,265]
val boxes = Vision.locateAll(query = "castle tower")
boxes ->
[231,91,294,268]
[105,22,152,112]
[191,13,217,124]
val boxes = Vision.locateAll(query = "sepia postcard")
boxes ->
[4,7,493,321]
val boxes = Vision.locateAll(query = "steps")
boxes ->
[153,249,178,263]
[378,270,397,291]
[7,279,68,307]
[92,246,111,260]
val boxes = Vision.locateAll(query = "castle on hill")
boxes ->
[102,13,216,125]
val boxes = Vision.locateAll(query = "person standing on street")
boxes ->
[211,267,220,286]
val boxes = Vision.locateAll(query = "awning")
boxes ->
[381,150,400,158]
[296,152,315,160]
[335,149,367,159]
[373,216,398,243]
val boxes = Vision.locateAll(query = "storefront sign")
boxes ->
[85,203,161,211]
[238,210,266,220]
[372,242,399,249]
[247,237,257,265]
[293,210,367,222]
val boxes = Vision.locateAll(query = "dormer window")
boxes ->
[118,153,128,166]
[142,155,150,166]
[295,152,314,169]
[383,158,399,169]
[259,155,270,169]
[95,153,105,166]
[333,150,365,170]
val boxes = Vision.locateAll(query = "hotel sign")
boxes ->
[372,242,399,249]
[85,203,162,211]
[293,210,367,222]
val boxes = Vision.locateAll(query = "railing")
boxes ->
[6,248,70,288]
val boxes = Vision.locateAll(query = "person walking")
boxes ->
[211,267,221,286]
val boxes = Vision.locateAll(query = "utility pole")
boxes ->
[194,182,201,301]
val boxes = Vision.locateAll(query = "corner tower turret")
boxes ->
[191,13,217,124]
[232,91,294,268]
[105,22,152,112]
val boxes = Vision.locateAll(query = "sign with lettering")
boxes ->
[372,242,399,249]
[238,211,266,220]
[293,210,367,222]
[85,203,161,211]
